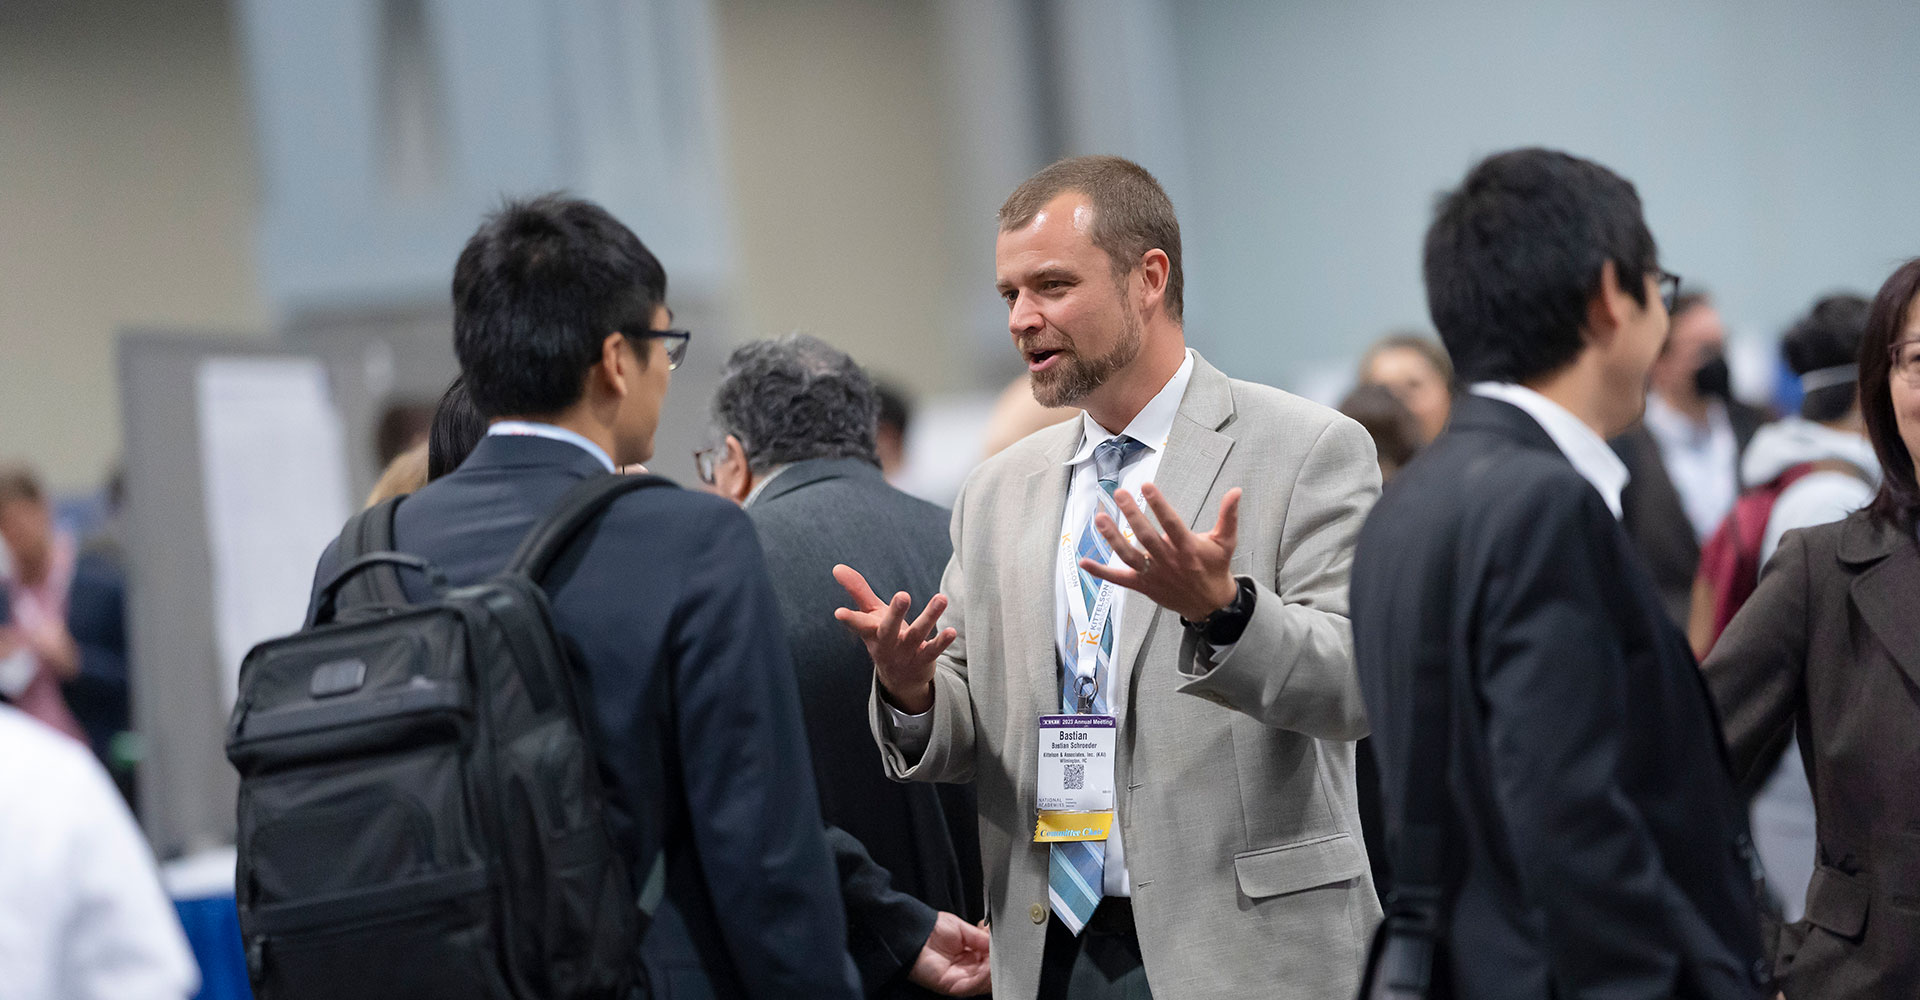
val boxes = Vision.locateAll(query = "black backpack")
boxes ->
[227,475,671,999]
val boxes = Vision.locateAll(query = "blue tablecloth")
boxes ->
[174,895,251,1000]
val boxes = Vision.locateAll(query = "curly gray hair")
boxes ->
[711,333,880,474]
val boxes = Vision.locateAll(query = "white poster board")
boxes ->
[195,357,352,709]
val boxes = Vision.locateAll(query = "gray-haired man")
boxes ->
[705,334,989,999]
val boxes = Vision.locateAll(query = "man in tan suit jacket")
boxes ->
[835,156,1382,999]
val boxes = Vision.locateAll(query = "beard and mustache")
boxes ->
[1023,306,1144,409]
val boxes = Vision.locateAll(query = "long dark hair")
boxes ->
[1859,258,1920,530]
[428,375,487,481]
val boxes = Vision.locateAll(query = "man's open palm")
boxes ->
[832,564,955,714]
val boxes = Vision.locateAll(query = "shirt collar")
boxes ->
[1064,349,1195,466]
[485,421,617,473]
[741,464,792,509]
[1469,382,1630,519]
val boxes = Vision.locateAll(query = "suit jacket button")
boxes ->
[1029,903,1047,924]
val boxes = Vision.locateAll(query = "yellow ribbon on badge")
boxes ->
[1033,811,1114,843]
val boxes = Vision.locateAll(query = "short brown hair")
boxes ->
[0,465,44,508]
[998,155,1183,321]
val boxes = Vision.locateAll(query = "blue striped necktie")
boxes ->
[1048,435,1146,933]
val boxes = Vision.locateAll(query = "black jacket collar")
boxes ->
[1442,393,1566,457]
[456,433,610,480]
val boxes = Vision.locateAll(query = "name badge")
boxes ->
[1033,714,1117,843]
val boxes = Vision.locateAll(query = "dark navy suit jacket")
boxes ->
[1351,395,1768,1000]
[308,434,858,1000]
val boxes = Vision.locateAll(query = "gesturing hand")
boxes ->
[832,564,955,715]
[907,911,991,996]
[1082,484,1242,622]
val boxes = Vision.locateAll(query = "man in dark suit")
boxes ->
[703,334,988,998]
[1611,292,1766,625]
[1351,148,1768,999]
[308,197,859,999]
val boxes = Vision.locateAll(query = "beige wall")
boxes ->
[0,0,978,492]
[714,0,977,399]
[0,0,268,493]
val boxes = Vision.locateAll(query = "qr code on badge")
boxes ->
[1063,763,1085,790]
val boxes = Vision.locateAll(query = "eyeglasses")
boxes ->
[626,329,691,371]
[1891,338,1920,388]
[693,444,722,485]
[1656,270,1682,315]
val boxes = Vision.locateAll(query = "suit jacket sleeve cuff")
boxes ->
[882,701,934,759]
[868,669,974,783]
[1173,579,1368,740]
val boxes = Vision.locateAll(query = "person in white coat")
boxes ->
[0,704,198,1000]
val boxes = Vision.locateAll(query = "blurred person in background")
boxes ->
[364,441,427,507]
[1688,294,1876,925]
[874,381,914,483]
[372,398,434,469]
[1703,258,1920,997]
[1338,383,1425,482]
[365,375,490,506]
[1613,291,1767,624]
[1691,294,1879,653]
[0,700,198,999]
[427,374,488,481]
[979,373,1078,459]
[0,466,87,744]
[703,333,989,998]
[1357,332,1454,443]
[841,155,1381,999]
[62,467,136,797]
[1353,148,1767,1000]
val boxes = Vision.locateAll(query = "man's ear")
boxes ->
[1136,248,1170,315]
[1584,259,1629,349]
[597,332,633,400]
[721,434,753,504]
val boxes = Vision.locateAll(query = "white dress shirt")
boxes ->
[1641,391,1739,541]
[890,351,1211,897]
[486,420,616,472]
[1470,382,1631,519]
[0,706,199,1000]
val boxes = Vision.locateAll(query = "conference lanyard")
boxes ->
[1060,488,1140,713]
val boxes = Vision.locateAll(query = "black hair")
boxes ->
[451,194,667,419]
[1781,293,1871,423]
[427,375,487,480]
[1423,148,1659,385]
[1860,258,1920,530]
[712,334,879,474]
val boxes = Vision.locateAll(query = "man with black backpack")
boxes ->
[258,195,858,998]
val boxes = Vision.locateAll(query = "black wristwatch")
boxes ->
[1181,576,1257,645]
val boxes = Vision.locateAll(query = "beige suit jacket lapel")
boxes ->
[1021,426,1080,722]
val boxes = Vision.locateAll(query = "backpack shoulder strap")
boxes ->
[506,474,677,584]
[311,497,409,624]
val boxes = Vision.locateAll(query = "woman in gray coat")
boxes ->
[1704,256,1920,998]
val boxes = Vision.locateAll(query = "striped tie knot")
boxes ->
[1093,436,1147,496]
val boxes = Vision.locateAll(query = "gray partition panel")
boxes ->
[118,331,356,856]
